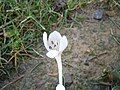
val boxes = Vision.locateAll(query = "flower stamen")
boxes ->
[51,41,54,44]
[49,46,52,49]
[54,44,56,47]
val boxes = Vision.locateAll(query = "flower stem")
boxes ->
[55,55,63,85]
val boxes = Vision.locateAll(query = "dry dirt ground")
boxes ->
[1,4,120,90]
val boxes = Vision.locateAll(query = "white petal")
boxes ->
[43,32,50,51]
[48,31,62,42]
[46,50,59,58]
[59,36,68,52]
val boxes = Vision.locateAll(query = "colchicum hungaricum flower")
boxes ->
[43,31,68,90]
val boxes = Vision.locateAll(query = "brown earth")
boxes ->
[1,4,120,90]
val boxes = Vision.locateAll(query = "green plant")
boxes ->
[0,0,62,80]
[94,64,120,90]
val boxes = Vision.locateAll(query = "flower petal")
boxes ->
[46,50,59,58]
[43,32,50,51]
[59,35,68,52]
[48,31,62,42]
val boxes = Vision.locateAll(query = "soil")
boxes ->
[1,4,120,90]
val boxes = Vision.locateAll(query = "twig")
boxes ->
[109,17,120,30]
[110,29,120,45]
[92,81,112,86]
[0,75,24,90]
[87,51,108,62]
[32,48,44,58]
[63,61,79,70]
[30,62,43,73]
[48,73,58,76]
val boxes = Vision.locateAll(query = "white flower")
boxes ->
[43,31,68,90]
[43,31,68,58]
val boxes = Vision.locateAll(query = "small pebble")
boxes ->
[93,9,104,20]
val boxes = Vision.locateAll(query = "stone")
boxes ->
[93,9,104,20]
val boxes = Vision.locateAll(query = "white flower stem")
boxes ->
[55,55,63,85]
